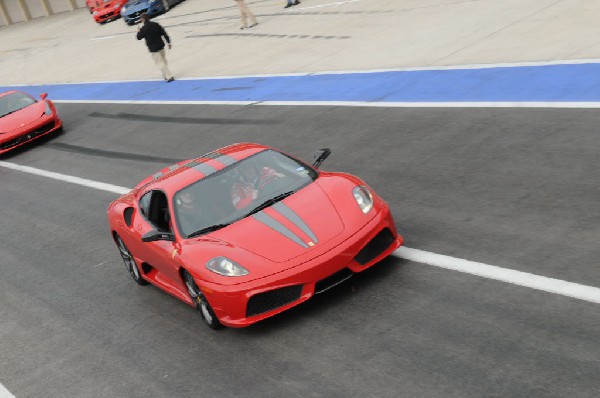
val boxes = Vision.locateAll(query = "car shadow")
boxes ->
[0,128,64,160]
[234,255,409,335]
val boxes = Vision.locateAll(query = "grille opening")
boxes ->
[354,228,395,265]
[246,285,303,317]
[0,121,56,150]
[315,268,353,294]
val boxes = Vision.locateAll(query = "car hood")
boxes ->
[0,103,43,133]
[210,182,345,263]
[123,1,151,12]
[98,1,121,10]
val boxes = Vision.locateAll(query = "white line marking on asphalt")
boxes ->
[92,260,110,268]
[291,0,362,11]
[0,383,16,398]
[3,58,600,86]
[53,99,600,109]
[90,35,124,41]
[396,247,600,304]
[0,161,130,195]
[1,160,599,305]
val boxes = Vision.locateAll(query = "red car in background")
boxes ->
[90,0,127,24]
[0,90,62,154]
[107,143,403,329]
[86,0,99,13]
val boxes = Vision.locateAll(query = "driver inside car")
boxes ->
[175,191,209,236]
[230,159,284,209]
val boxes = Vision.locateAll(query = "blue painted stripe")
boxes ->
[2,63,599,103]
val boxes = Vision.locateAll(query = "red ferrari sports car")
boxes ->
[107,143,403,329]
[0,90,62,154]
[91,0,126,24]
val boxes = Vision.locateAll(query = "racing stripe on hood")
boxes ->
[272,202,318,244]
[252,211,309,248]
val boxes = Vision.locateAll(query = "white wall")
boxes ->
[0,0,87,27]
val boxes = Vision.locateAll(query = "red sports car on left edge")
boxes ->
[107,143,403,329]
[0,90,62,155]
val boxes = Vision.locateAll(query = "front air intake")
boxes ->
[246,285,303,317]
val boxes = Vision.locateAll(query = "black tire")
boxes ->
[182,269,223,329]
[115,234,148,285]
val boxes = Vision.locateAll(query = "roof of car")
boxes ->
[0,90,20,98]
[132,142,270,195]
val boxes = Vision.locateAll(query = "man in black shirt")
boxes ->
[136,13,175,82]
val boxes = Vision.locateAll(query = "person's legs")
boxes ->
[239,1,257,27]
[236,0,248,28]
[151,50,174,81]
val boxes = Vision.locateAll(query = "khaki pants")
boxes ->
[151,49,173,80]
[235,0,257,28]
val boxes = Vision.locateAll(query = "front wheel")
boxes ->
[115,235,148,285]
[182,269,223,329]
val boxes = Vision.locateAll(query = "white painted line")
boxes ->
[251,101,600,109]
[1,160,599,305]
[90,34,125,41]
[3,58,600,86]
[395,247,600,304]
[0,161,130,195]
[53,99,600,109]
[290,0,362,11]
[0,383,15,398]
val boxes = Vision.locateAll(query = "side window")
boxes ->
[139,191,152,217]
[148,191,171,232]
[139,190,171,232]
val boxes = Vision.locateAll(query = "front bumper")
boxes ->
[199,206,403,328]
[0,115,62,154]
[94,9,122,23]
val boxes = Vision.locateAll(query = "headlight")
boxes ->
[206,257,249,277]
[114,3,121,9]
[93,11,98,15]
[43,102,52,115]
[353,186,373,214]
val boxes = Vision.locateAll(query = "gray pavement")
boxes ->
[1,103,599,397]
[1,0,600,85]
[1,1,600,397]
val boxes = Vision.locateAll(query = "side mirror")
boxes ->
[312,148,331,169]
[142,229,175,242]
[39,93,48,100]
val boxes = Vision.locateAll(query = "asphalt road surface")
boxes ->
[1,103,599,397]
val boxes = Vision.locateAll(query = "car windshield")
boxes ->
[173,149,318,238]
[0,92,36,118]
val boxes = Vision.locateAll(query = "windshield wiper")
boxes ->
[187,223,230,238]
[247,190,296,216]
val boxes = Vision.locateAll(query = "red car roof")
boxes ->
[0,90,20,99]
[133,142,271,196]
